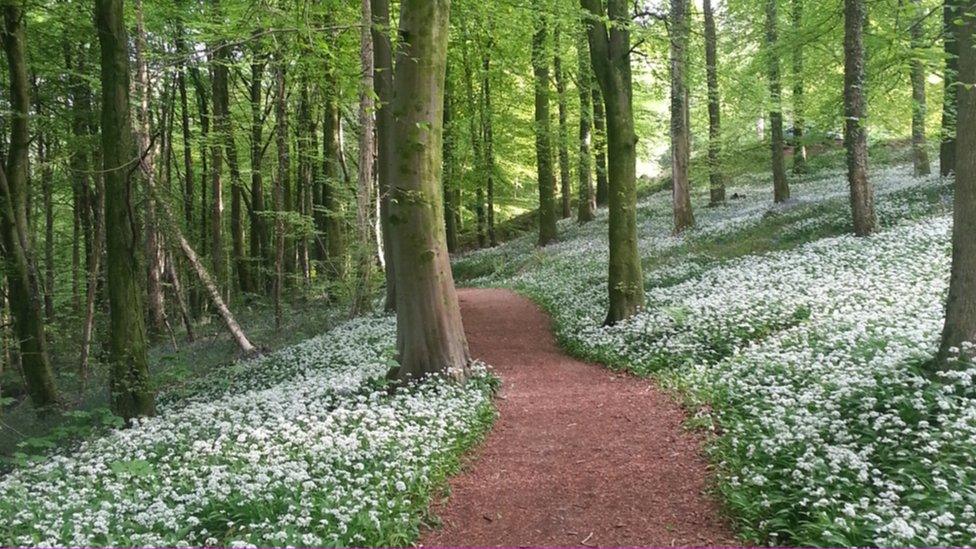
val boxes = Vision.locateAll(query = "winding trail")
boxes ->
[422,288,733,547]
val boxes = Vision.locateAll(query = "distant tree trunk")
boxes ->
[65,47,92,317]
[766,0,790,203]
[372,0,396,310]
[95,0,155,420]
[791,0,808,175]
[322,85,346,280]
[444,68,459,253]
[554,27,572,220]
[670,0,694,233]
[577,31,596,223]
[190,62,210,264]
[704,0,726,205]
[532,6,559,246]
[941,0,960,176]
[135,0,168,335]
[462,29,486,249]
[910,0,931,176]
[176,25,194,242]
[0,5,59,413]
[38,135,54,320]
[351,0,376,316]
[79,165,104,386]
[296,83,313,286]
[592,84,609,206]
[165,254,194,343]
[844,0,875,235]
[389,0,470,383]
[582,0,645,325]
[210,38,228,296]
[482,38,497,246]
[249,47,268,291]
[937,6,976,367]
[274,63,287,329]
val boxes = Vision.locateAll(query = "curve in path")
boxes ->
[422,288,733,547]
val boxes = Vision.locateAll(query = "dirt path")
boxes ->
[421,288,734,547]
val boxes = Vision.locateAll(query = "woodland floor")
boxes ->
[421,288,733,547]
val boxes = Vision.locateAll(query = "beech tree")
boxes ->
[703,0,726,205]
[844,0,875,236]
[532,5,559,246]
[389,0,470,382]
[582,0,645,325]
[96,0,155,419]
[766,0,790,203]
[577,30,596,223]
[941,0,960,176]
[670,0,694,233]
[909,0,931,177]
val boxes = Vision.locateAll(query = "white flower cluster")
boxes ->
[455,164,976,546]
[0,315,495,547]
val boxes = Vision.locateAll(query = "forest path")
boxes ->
[421,288,733,547]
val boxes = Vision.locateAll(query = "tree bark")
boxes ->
[937,6,976,367]
[372,0,396,310]
[249,44,268,291]
[592,84,609,207]
[704,0,726,205]
[941,0,960,176]
[554,27,572,220]
[482,38,497,246]
[38,134,54,320]
[577,30,596,223]
[910,0,931,176]
[582,0,645,325]
[532,5,559,246]
[351,0,376,316]
[322,79,346,280]
[274,62,288,327]
[844,0,875,235]
[444,67,459,253]
[670,0,694,233]
[791,0,808,175]
[766,0,790,203]
[0,5,59,412]
[96,0,155,420]
[210,36,227,296]
[389,0,470,382]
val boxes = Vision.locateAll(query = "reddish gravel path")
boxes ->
[421,288,734,547]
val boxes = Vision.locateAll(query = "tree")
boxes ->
[791,0,808,175]
[582,0,645,325]
[592,85,609,207]
[766,0,790,203]
[0,4,58,412]
[670,0,694,233]
[372,0,397,310]
[95,0,155,420]
[941,0,960,176]
[482,37,498,246]
[554,27,572,220]
[936,4,976,367]
[703,0,726,205]
[351,0,376,316]
[844,0,875,235]
[532,4,559,246]
[389,0,470,382]
[577,30,596,223]
[909,0,931,176]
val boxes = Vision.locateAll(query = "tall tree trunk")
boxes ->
[582,0,645,325]
[482,39,497,246]
[461,29,486,249]
[0,5,59,412]
[532,6,559,246]
[389,0,470,383]
[577,30,596,223]
[791,0,808,175]
[65,47,92,316]
[274,62,288,326]
[176,25,194,245]
[351,0,376,316]
[592,84,609,207]
[39,134,54,320]
[554,27,572,220]
[670,0,694,233]
[844,0,875,235]
[941,0,960,176]
[322,81,346,280]
[444,68,459,253]
[135,0,168,336]
[210,38,228,296]
[704,0,726,204]
[372,0,396,310]
[79,161,104,387]
[910,0,932,176]
[937,5,976,367]
[766,0,790,203]
[95,0,155,420]
[296,83,313,286]
[249,47,268,291]
[190,65,210,262]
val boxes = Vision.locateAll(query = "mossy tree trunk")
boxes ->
[582,0,645,326]
[909,0,931,177]
[670,0,694,233]
[844,0,875,236]
[532,4,559,246]
[766,0,790,203]
[704,0,726,205]
[95,0,155,420]
[390,0,470,382]
[0,4,58,412]
[937,6,976,368]
[576,31,596,223]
